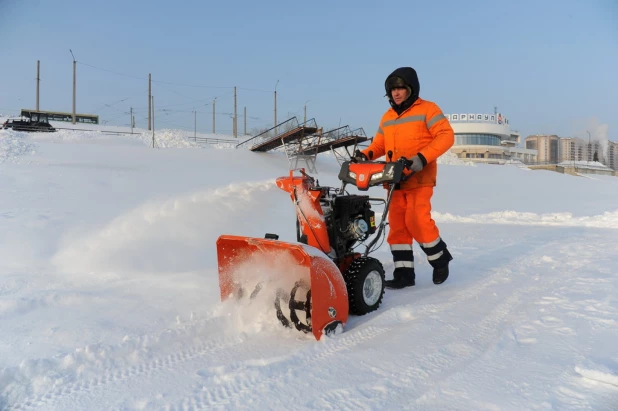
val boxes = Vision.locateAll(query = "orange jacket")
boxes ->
[362,97,454,189]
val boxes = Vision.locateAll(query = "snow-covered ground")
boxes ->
[1,125,617,410]
[557,160,614,171]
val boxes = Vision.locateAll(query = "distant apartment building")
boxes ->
[446,112,537,164]
[525,134,560,163]
[559,138,580,161]
[609,141,618,170]
[525,134,612,167]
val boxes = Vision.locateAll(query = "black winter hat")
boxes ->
[385,76,412,100]
[385,76,408,92]
[384,76,412,104]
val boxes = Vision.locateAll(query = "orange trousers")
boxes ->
[387,186,440,245]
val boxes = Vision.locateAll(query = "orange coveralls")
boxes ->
[362,98,454,249]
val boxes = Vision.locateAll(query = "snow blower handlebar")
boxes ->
[339,151,415,192]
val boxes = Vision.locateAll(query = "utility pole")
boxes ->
[194,110,197,139]
[212,99,216,133]
[152,96,155,148]
[233,86,237,138]
[304,100,310,124]
[36,60,40,111]
[130,107,133,133]
[244,106,247,135]
[274,80,279,136]
[148,73,152,131]
[70,50,76,124]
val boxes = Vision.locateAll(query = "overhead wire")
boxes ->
[91,89,149,113]
[78,61,276,93]
[74,60,280,131]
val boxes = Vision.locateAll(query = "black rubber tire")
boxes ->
[343,257,385,315]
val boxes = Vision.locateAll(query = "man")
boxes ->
[353,67,454,289]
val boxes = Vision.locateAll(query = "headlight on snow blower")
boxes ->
[368,164,400,185]
[348,171,357,179]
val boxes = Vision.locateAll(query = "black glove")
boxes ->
[399,153,426,172]
[398,156,413,169]
[351,150,368,163]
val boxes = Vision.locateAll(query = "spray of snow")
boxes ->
[588,118,610,163]
[215,249,312,338]
[570,117,611,163]
[52,180,277,276]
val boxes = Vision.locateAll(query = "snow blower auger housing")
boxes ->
[216,152,412,340]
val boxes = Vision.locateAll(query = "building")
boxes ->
[526,134,607,165]
[559,137,581,162]
[446,112,537,164]
[608,141,618,170]
[525,134,560,163]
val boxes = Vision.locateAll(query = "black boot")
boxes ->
[385,267,415,289]
[420,238,453,285]
[430,248,453,285]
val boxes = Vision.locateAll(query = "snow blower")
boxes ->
[216,151,413,340]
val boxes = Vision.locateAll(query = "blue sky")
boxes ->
[1,0,616,141]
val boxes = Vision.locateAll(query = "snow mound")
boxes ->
[136,129,200,148]
[33,128,106,142]
[434,210,618,229]
[558,160,613,170]
[438,149,475,166]
[0,129,37,163]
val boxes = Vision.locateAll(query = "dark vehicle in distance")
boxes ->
[2,111,56,132]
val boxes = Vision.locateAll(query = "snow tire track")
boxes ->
[6,321,245,410]
[174,325,392,410]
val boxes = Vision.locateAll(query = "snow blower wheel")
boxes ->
[343,257,385,315]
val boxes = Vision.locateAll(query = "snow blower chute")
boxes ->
[216,152,412,340]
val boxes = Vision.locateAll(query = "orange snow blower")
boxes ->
[216,151,413,340]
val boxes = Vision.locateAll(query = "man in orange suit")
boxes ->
[353,67,454,289]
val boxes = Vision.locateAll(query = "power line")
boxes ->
[130,89,233,111]
[78,61,273,92]
[238,87,271,93]
[153,79,232,89]
[156,108,209,114]
[101,111,131,124]
[91,90,148,113]
[79,61,231,88]
[154,82,213,103]
[131,101,208,110]
[78,61,146,81]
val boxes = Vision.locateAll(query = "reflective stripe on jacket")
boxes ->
[362,97,454,189]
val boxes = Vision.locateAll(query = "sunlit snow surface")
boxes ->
[1,123,617,410]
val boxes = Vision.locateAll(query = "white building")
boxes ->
[526,134,617,170]
[446,112,537,164]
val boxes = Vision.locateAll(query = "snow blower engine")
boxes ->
[216,151,413,340]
